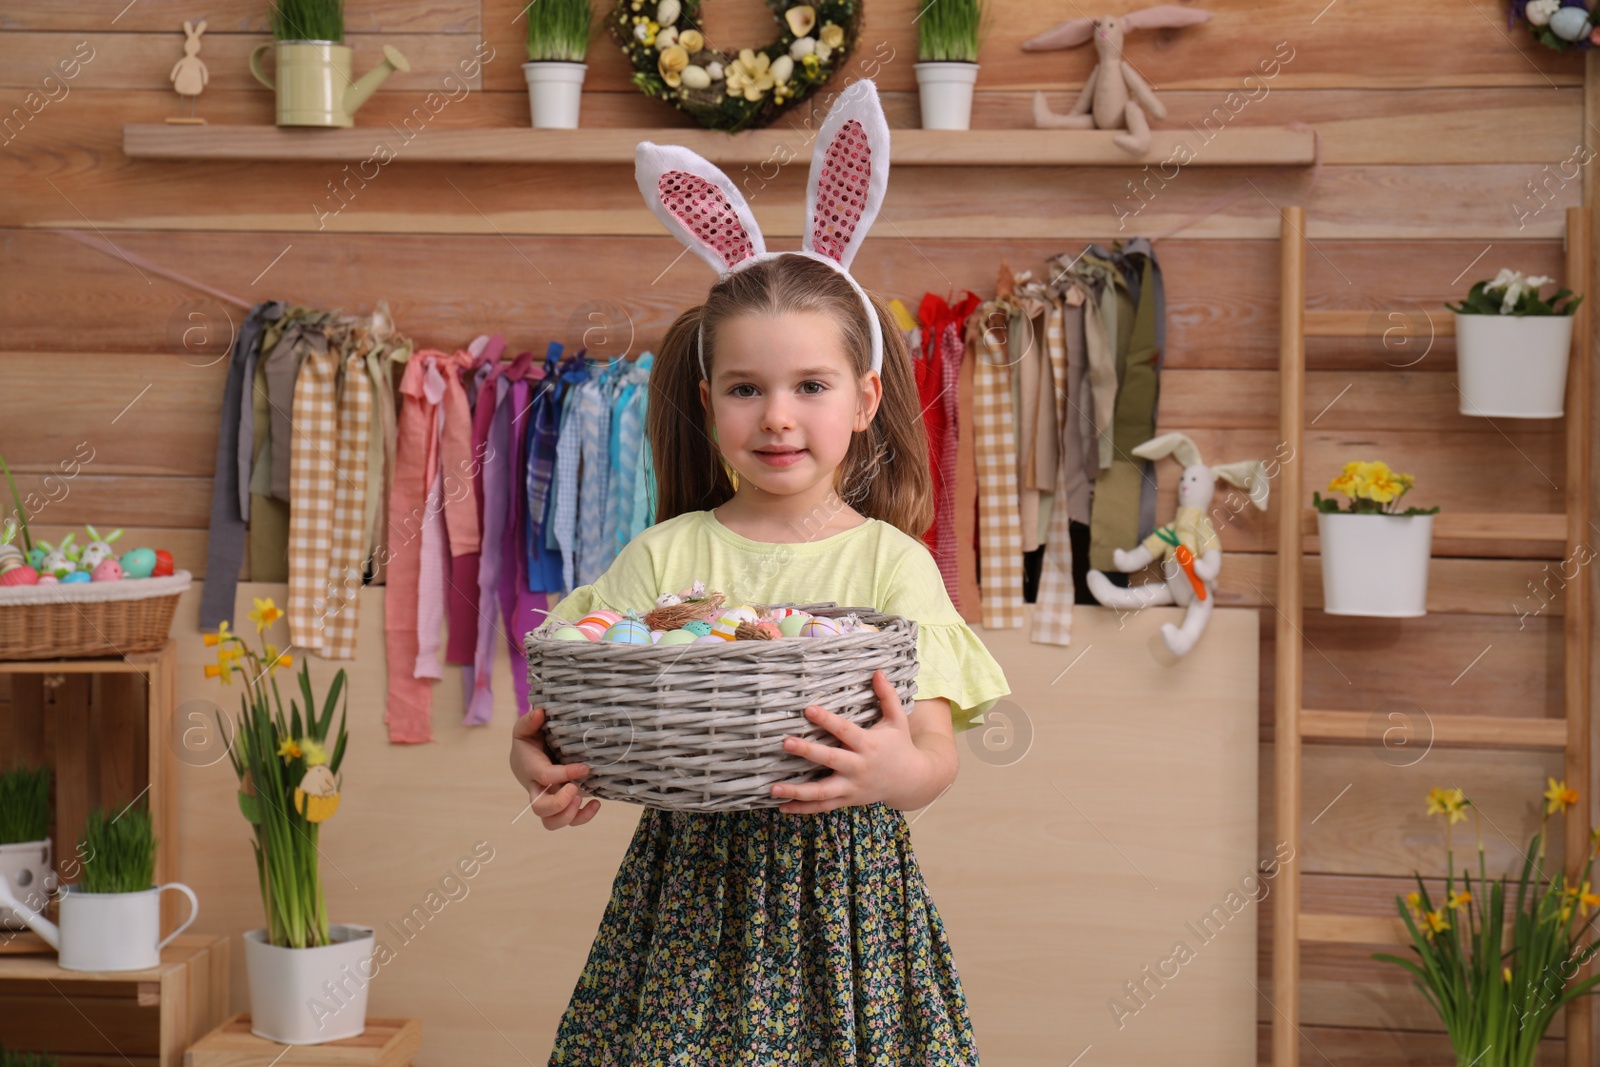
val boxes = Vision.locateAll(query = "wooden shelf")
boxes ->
[186,1013,421,1067]
[122,123,1319,166]
[1299,708,1568,750]
[0,933,228,1067]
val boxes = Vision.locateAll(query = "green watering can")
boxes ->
[250,41,410,127]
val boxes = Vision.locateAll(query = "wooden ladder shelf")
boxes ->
[1273,204,1595,1067]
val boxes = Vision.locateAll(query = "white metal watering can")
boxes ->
[0,870,198,971]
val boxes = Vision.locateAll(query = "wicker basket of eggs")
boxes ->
[524,582,919,812]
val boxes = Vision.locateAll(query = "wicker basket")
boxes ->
[0,571,191,660]
[525,603,919,812]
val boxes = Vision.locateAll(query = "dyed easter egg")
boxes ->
[552,626,588,641]
[693,634,723,643]
[62,570,92,584]
[682,619,712,637]
[37,574,58,585]
[1,566,38,586]
[658,628,698,645]
[25,547,45,570]
[1551,5,1591,40]
[711,605,760,641]
[578,610,623,630]
[603,619,652,644]
[120,548,157,579]
[152,550,175,577]
[575,621,607,641]
[754,621,784,640]
[91,560,124,581]
[801,616,841,638]
[855,622,880,633]
[778,613,811,638]
[650,629,666,643]
[0,545,20,571]
[767,606,807,622]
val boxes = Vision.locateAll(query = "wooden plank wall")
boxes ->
[0,1,1593,1062]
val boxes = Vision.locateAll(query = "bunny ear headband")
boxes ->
[635,78,891,380]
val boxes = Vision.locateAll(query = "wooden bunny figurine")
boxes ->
[168,19,208,123]
[1086,432,1267,658]
[1022,5,1212,154]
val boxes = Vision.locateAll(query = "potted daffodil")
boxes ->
[206,597,366,1045]
[1375,780,1600,1067]
[1313,460,1439,617]
[1449,268,1582,419]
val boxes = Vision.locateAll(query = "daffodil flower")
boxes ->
[1425,786,1470,824]
[249,597,283,633]
[1446,890,1471,911]
[1422,908,1449,939]
[204,620,233,647]
[277,738,303,761]
[1544,776,1578,815]
[263,643,293,674]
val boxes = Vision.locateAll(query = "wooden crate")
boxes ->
[0,932,228,1067]
[184,1014,421,1067]
[0,641,182,935]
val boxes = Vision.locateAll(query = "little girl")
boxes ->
[509,80,1010,1065]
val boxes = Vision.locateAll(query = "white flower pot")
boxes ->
[915,61,978,130]
[0,839,56,930]
[244,924,376,1044]
[1318,511,1434,617]
[523,61,587,129]
[57,883,199,971]
[1454,312,1573,418]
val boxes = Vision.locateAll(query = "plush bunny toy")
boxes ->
[1086,432,1268,657]
[1021,4,1213,154]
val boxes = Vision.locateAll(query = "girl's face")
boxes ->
[699,310,882,511]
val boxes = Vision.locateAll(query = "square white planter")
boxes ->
[244,924,376,1044]
[1318,511,1434,617]
[1454,312,1573,418]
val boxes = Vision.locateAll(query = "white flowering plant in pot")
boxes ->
[1448,269,1583,418]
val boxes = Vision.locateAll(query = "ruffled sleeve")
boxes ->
[545,533,661,628]
[877,543,1011,734]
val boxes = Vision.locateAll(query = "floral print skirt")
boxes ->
[547,801,979,1066]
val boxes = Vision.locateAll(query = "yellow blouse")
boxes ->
[546,510,1011,733]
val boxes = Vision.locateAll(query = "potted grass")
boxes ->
[523,0,591,128]
[0,1046,59,1067]
[1314,459,1439,617]
[915,0,989,129]
[0,765,53,931]
[1449,268,1583,419]
[208,599,365,1045]
[248,0,410,128]
[0,801,199,972]
[1375,780,1600,1067]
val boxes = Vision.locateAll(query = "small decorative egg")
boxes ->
[1551,5,1591,39]
[658,628,699,645]
[1,566,38,586]
[0,544,20,570]
[603,619,652,644]
[693,634,723,643]
[37,574,58,585]
[654,592,683,607]
[768,607,807,622]
[711,605,760,640]
[778,613,811,637]
[91,560,123,581]
[801,616,842,638]
[649,629,666,643]
[552,626,588,641]
[575,621,607,641]
[578,610,623,630]
[683,620,712,637]
[25,547,45,570]
[755,621,784,640]
[152,549,174,577]
[120,547,157,579]
[62,570,92,584]
[855,622,880,633]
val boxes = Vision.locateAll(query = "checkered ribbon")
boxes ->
[288,343,338,652]
[969,302,1024,629]
[320,353,372,659]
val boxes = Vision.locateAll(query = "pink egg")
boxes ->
[754,621,783,640]
[575,621,607,641]
[37,574,58,585]
[693,634,723,643]
[649,629,666,643]
[1,566,39,587]
[91,560,124,582]
[578,611,623,630]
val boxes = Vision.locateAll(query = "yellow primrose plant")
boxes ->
[204,597,349,949]
[1374,781,1600,1067]
[1313,460,1440,517]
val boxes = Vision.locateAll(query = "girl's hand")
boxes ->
[510,706,601,830]
[772,670,946,814]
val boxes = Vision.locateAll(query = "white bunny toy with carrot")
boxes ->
[1085,432,1268,657]
[1021,4,1212,154]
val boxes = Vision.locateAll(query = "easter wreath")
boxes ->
[1512,0,1600,50]
[611,0,861,132]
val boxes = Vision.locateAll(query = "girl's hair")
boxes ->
[646,254,933,539]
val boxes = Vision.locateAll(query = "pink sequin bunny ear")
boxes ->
[802,78,891,273]
[635,142,766,278]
